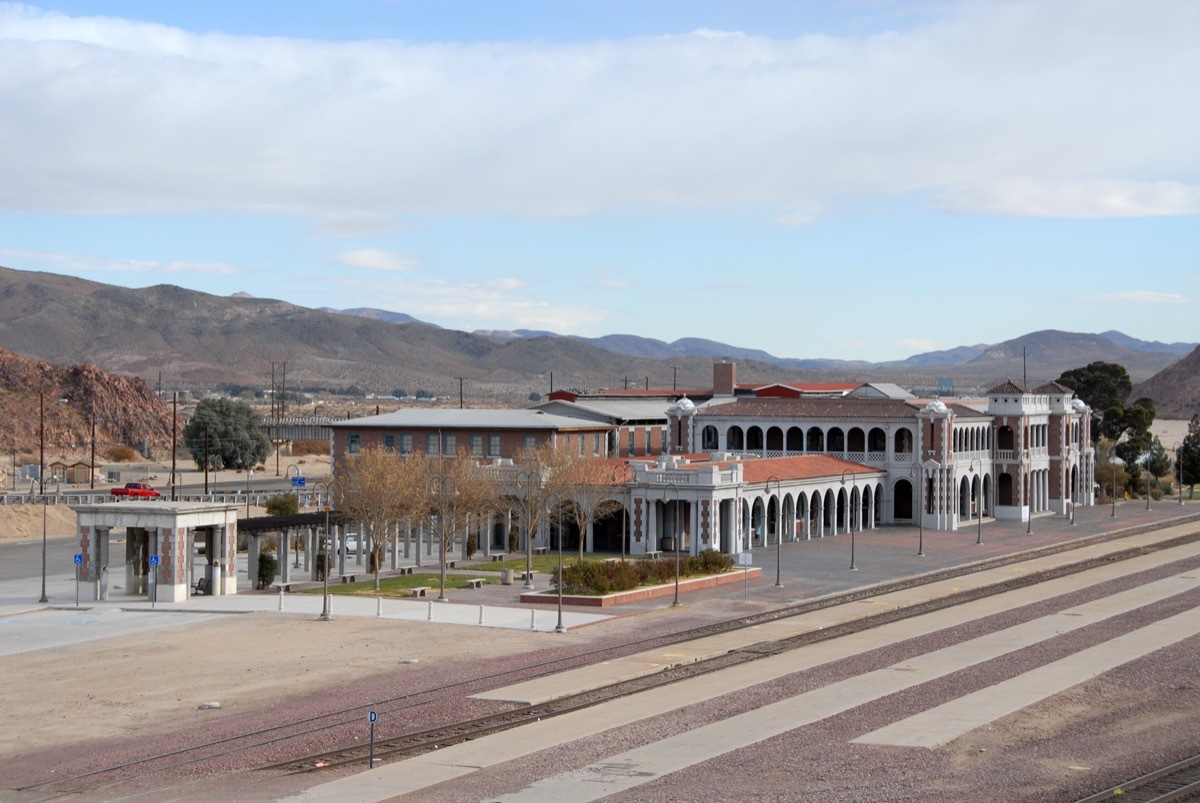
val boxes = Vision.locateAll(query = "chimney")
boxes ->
[713,362,736,396]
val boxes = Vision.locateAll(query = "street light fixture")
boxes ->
[662,480,681,607]
[969,458,983,545]
[909,463,924,557]
[1175,442,1184,506]
[40,477,60,603]
[765,475,782,587]
[430,475,456,602]
[1145,464,1152,511]
[544,493,566,633]
[312,479,333,621]
[1023,449,1032,534]
[840,470,856,570]
[612,470,627,563]
[516,470,539,590]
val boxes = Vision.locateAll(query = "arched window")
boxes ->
[727,426,744,450]
[807,427,824,452]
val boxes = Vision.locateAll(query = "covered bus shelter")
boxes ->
[72,502,241,603]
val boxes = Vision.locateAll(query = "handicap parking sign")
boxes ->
[149,555,160,566]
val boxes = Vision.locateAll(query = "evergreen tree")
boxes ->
[1180,414,1200,499]
[182,398,270,471]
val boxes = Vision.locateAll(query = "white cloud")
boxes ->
[1079,291,1189,304]
[0,247,240,277]
[331,274,608,333]
[312,214,403,237]
[938,180,1200,218]
[0,1,1197,221]
[333,248,417,271]
[896,337,939,353]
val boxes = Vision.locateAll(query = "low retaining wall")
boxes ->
[519,567,762,607]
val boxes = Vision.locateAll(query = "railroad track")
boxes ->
[17,512,1200,799]
[1076,753,1200,802]
[267,520,1200,774]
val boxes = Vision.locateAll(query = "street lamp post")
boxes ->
[313,479,333,621]
[516,470,538,590]
[40,477,60,603]
[430,475,456,602]
[612,470,627,563]
[910,463,924,556]
[662,481,681,607]
[1145,466,1152,511]
[1176,442,1184,506]
[545,493,566,633]
[840,470,856,570]
[969,458,983,545]
[765,476,781,587]
[1024,450,1032,534]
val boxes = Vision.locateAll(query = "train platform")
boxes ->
[1,499,1195,655]
[283,520,1200,802]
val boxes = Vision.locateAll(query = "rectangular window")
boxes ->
[488,434,501,457]
[593,433,601,456]
[470,434,484,457]
[443,434,457,455]
[579,434,585,456]
[426,432,440,454]
[400,434,413,454]
[383,434,396,451]
[660,428,667,452]
[523,435,537,452]
[348,432,361,455]
[628,429,635,455]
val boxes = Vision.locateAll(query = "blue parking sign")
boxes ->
[74,554,83,565]
[149,555,160,566]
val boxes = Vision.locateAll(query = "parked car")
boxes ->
[343,533,360,555]
[110,482,161,498]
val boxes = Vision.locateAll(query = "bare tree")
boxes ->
[422,452,500,599]
[509,441,571,586]
[558,452,624,559]
[337,446,410,591]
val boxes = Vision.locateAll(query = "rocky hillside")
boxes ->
[1132,345,1200,420]
[0,348,178,460]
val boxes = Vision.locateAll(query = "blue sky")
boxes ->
[1,1,1197,362]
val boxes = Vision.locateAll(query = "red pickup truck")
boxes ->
[111,482,162,498]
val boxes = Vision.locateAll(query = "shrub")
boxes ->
[466,533,478,559]
[508,527,519,554]
[266,493,299,516]
[256,553,278,589]
[107,444,138,462]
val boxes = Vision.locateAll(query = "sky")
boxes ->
[1,1,1197,362]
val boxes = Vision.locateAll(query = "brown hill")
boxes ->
[1131,345,1200,420]
[0,265,1182,399]
[0,348,178,460]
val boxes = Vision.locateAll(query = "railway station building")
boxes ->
[323,364,1095,561]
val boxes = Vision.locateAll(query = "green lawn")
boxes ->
[299,573,492,596]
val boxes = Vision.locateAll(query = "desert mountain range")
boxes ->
[0,265,1196,418]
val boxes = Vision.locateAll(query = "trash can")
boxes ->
[501,567,515,585]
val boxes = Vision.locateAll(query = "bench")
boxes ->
[644,550,662,560]
[533,546,550,556]
[340,575,356,584]
[409,586,431,597]
[491,554,507,562]
[465,578,486,589]
[192,577,210,596]
[518,571,536,583]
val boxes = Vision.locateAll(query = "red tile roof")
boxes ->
[697,397,918,419]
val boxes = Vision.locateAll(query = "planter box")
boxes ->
[519,567,761,607]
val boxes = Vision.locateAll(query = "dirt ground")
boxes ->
[0,612,553,757]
